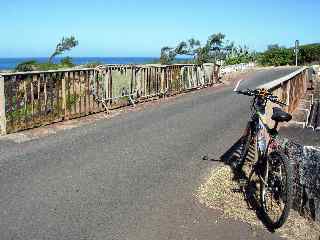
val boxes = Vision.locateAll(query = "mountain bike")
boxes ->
[233,80,293,229]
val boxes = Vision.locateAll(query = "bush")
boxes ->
[60,57,74,67]
[257,43,320,66]
[257,47,294,66]
[299,43,320,65]
[15,58,75,72]
[15,60,38,72]
[84,61,104,68]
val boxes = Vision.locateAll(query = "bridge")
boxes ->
[0,66,317,239]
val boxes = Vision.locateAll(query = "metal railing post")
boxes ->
[0,76,6,135]
[62,73,67,119]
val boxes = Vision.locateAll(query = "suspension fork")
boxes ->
[247,130,269,185]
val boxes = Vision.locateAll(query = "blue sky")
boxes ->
[0,0,319,57]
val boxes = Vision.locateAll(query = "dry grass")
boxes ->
[197,165,320,240]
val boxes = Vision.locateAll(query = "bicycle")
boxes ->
[233,80,293,229]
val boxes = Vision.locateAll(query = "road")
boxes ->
[0,67,298,240]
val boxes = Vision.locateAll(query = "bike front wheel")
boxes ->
[259,150,293,229]
[234,124,253,170]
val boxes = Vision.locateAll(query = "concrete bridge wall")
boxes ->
[259,68,320,222]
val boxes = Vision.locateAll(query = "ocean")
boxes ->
[0,57,160,70]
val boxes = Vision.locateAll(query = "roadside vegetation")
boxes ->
[15,36,78,72]
[14,34,320,72]
[159,32,256,65]
[160,33,320,67]
[257,43,320,66]
[15,57,75,72]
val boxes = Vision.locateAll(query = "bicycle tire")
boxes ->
[235,126,253,170]
[260,150,293,229]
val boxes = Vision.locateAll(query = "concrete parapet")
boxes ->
[278,139,320,222]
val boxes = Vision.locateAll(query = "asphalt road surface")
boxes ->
[0,67,299,240]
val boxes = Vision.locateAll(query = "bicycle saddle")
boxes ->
[271,107,292,122]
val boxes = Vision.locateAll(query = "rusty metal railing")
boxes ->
[0,64,218,134]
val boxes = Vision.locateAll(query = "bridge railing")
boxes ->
[257,67,309,126]
[0,64,219,134]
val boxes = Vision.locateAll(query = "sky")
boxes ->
[0,0,319,57]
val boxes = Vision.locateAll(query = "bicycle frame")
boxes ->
[246,97,279,160]
[234,79,286,161]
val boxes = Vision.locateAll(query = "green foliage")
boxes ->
[15,58,74,72]
[60,57,74,67]
[66,94,79,111]
[9,104,33,120]
[267,44,281,50]
[16,35,79,71]
[205,33,228,62]
[83,61,104,68]
[15,60,38,72]
[15,60,55,72]
[257,45,294,66]
[49,36,79,63]
[161,35,320,67]
[160,47,176,64]
[225,45,257,65]
[224,57,243,65]
[160,32,233,65]
[257,43,320,66]
[299,43,320,65]
[35,62,61,71]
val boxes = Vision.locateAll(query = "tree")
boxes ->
[49,36,79,63]
[159,33,236,65]
[205,32,226,62]
[224,44,257,65]
[160,46,176,64]
[174,38,204,64]
[267,44,280,50]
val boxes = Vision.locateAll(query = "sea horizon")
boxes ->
[0,57,165,70]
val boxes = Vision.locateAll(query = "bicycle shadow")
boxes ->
[204,137,276,232]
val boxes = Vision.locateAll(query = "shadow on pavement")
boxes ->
[203,136,276,232]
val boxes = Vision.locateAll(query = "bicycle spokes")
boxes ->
[260,153,290,227]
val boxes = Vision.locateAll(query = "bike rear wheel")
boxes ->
[260,150,292,229]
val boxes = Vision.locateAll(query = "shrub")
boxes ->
[15,58,75,72]
[299,43,320,65]
[60,57,75,67]
[15,60,38,72]
[257,43,320,66]
[84,61,104,68]
[257,47,294,66]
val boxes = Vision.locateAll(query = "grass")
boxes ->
[15,61,75,72]
[66,94,79,111]
[197,165,320,240]
[111,70,131,97]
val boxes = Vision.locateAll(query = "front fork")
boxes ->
[249,136,280,205]
[247,133,270,188]
[243,118,272,188]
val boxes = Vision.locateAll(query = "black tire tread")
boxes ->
[237,128,252,170]
[260,150,293,229]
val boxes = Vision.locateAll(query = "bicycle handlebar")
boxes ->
[236,89,287,107]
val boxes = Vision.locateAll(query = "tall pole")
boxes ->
[295,40,299,66]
